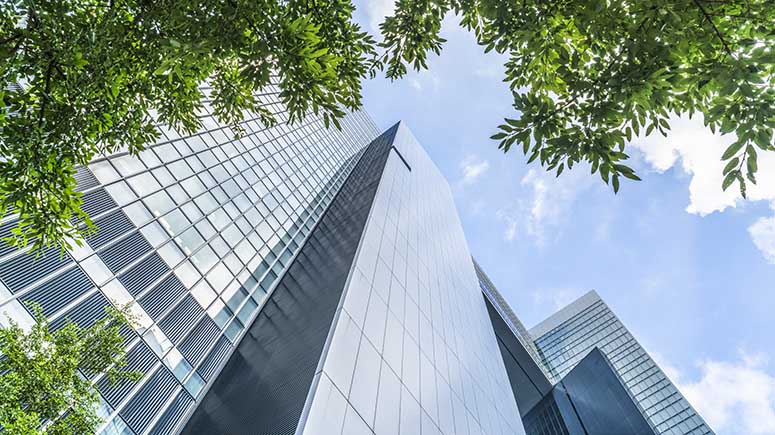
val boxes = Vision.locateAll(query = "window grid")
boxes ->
[0,83,380,435]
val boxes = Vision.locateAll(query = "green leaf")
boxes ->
[722,171,737,191]
[721,141,745,160]
[723,158,739,175]
[621,171,641,181]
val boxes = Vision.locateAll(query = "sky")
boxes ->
[352,3,775,434]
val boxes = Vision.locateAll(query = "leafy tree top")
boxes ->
[376,0,775,195]
[0,0,375,252]
[2,0,774,253]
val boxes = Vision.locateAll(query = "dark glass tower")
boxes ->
[476,262,714,435]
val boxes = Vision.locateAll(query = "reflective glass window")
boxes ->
[190,280,217,308]
[169,160,193,179]
[144,191,176,216]
[112,155,145,176]
[127,172,161,197]
[104,181,135,206]
[89,161,121,184]
[154,143,179,162]
[141,221,167,247]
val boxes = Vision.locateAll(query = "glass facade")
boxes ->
[530,291,714,435]
[474,260,544,373]
[523,348,655,435]
[0,83,380,435]
[300,122,523,435]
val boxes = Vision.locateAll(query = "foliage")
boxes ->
[0,304,139,435]
[0,0,375,252]
[376,0,775,195]
[2,0,774,253]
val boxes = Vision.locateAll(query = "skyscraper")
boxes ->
[183,121,522,435]
[476,262,714,435]
[0,85,381,434]
[0,84,713,434]
[530,291,713,435]
[0,100,522,434]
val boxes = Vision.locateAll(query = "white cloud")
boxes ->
[749,203,775,264]
[662,351,775,434]
[362,0,395,33]
[631,116,775,216]
[459,155,490,185]
[518,167,595,245]
[495,206,519,241]
[632,117,775,265]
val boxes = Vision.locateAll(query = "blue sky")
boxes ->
[353,3,775,434]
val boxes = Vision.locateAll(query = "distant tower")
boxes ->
[475,262,714,435]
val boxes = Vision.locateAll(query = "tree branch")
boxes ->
[37,59,56,128]
[692,0,735,59]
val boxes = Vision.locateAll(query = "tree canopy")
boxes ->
[0,306,138,435]
[377,0,775,195]
[1,0,774,252]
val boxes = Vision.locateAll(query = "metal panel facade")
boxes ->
[300,123,524,435]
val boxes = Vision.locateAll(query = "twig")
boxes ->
[692,0,734,59]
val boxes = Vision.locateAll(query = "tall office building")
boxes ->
[0,82,713,435]
[183,121,522,435]
[0,92,523,435]
[0,84,381,434]
[476,262,714,435]
[530,291,713,435]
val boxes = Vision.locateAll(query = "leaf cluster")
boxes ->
[0,304,139,435]
[0,0,376,252]
[376,0,775,195]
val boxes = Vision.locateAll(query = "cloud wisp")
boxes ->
[661,351,775,434]
[749,203,775,264]
[459,155,490,185]
[495,166,597,246]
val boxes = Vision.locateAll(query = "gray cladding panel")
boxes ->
[119,366,178,434]
[179,316,221,366]
[22,266,94,317]
[0,247,73,293]
[98,231,152,274]
[149,390,194,435]
[80,188,118,219]
[196,336,232,382]
[74,166,100,191]
[97,341,157,408]
[138,273,187,321]
[118,252,169,296]
[158,294,203,344]
[87,210,135,249]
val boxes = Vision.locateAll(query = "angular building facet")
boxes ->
[476,263,714,435]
